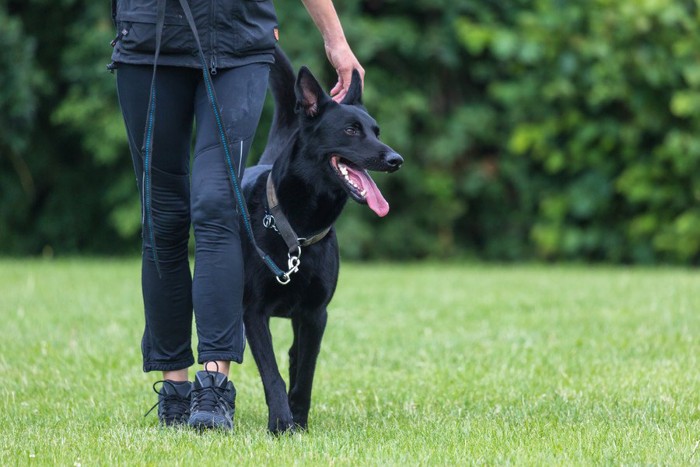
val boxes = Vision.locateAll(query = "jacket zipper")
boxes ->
[209,0,217,74]
[110,28,128,47]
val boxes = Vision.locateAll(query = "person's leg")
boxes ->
[190,63,271,373]
[116,64,199,378]
[187,62,270,430]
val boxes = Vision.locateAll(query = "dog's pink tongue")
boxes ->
[356,170,390,217]
[366,182,390,217]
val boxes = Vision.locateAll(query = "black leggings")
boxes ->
[116,62,270,372]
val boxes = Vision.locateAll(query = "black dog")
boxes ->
[241,46,403,434]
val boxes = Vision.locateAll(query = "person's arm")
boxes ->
[300,0,364,102]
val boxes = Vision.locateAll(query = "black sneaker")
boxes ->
[144,380,192,426]
[188,370,236,430]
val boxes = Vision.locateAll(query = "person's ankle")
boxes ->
[163,368,189,382]
[204,360,230,376]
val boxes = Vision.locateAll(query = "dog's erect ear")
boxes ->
[295,66,329,117]
[340,69,363,106]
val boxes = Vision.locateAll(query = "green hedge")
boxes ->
[2,0,700,263]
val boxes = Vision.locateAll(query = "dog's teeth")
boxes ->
[360,189,367,197]
[338,164,362,192]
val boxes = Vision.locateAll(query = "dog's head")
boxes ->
[294,67,403,217]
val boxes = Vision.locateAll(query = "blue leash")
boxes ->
[141,0,166,277]
[142,0,291,282]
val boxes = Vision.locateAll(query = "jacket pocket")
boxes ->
[118,20,196,55]
[227,0,279,55]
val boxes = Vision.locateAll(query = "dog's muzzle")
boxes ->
[381,151,403,172]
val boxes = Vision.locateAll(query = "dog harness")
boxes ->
[263,172,332,251]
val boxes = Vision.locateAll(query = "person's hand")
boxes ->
[325,41,365,103]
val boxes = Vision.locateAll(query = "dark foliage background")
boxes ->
[2,0,700,263]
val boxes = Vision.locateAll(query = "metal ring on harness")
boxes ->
[263,213,277,231]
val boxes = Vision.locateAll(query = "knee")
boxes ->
[146,175,191,250]
[153,205,190,238]
[191,185,239,231]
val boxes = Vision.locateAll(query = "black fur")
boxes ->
[241,46,403,434]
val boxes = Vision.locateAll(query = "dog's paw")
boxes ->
[291,415,308,431]
[268,416,296,436]
[293,421,308,432]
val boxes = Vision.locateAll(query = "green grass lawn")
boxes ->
[1,258,699,464]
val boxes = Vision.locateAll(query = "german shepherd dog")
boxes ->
[241,46,403,434]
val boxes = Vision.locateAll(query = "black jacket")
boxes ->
[111,0,279,71]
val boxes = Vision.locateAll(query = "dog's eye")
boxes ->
[344,126,359,136]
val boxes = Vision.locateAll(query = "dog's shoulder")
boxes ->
[242,164,272,198]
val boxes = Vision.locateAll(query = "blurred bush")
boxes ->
[2,0,700,263]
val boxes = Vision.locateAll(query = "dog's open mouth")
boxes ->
[331,155,389,217]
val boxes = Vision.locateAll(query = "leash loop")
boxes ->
[140,0,167,278]
[276,274,291,285]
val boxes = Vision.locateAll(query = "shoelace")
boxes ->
[191,383,234,415]
[144,380,190,422]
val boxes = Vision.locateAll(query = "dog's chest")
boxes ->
[266,266,335,318]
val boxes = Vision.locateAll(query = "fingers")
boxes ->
[325,43,364,103]
[330,66,364,103]
[330,80,347,103]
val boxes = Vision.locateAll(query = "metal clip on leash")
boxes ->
[277,247,301,285]
[263,212,301,284]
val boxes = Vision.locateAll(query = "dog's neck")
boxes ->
[269,149,348,238]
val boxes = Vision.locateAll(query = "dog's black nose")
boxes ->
[382,151,403,172]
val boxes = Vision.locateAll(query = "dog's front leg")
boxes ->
[288,309,327,430]
[244,310,295,434]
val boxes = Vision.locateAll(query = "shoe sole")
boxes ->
[161,418,190,427]
[188,412,233,430]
